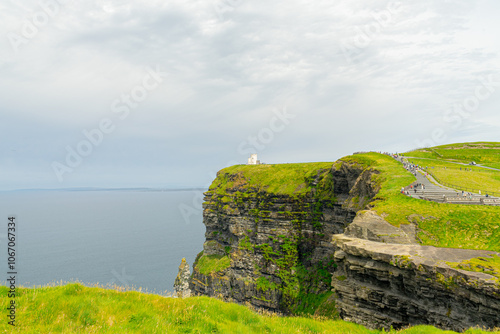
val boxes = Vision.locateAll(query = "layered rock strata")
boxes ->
[190,161,379,313]
[332,234,500,331]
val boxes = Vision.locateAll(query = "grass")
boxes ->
[208,162,335,196]
[1,283,499,333]
[447,255,500,284]
[404,156,500,196]
[407,142,500,169]
[291,291,336,317]
[195,254,231,275]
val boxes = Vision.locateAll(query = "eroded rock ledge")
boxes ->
[332,234,500,331]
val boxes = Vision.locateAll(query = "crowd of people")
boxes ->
[385,152,497,203]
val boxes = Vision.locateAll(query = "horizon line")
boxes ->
[0,186,207,193]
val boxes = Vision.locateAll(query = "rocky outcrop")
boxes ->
[332,234,500,331]
[174,258,191,298]
[344,210,417,244]
[332,161,381,210]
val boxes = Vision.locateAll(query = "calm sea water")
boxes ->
[0,190,205,295]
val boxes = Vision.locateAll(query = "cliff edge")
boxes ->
[190,160,378,314]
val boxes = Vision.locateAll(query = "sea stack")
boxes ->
[174,258,191,298]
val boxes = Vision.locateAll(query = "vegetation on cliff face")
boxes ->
[2,283,498,333]
[194,161,354,316]
[195,252,231,275]
[447,255,500,284]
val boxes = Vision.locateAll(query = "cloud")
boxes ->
[0,0,499,189]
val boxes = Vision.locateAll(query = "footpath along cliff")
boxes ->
[188,153,500,331]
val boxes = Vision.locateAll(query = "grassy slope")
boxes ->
[195,252,231,275]
[407,142,500,169]
[1,283,498,334]
[343,153,500,253]
[405,142,500,194]
[447,255,500,284]
[407,157,500,195]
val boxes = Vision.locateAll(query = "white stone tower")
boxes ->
[247,154,260,165]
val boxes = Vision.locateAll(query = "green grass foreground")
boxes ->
[1,283,498,333]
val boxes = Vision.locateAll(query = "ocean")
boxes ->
[0,189,206,295]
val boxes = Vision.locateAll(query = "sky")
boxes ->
[1,0,499,190]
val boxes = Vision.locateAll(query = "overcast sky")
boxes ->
[1,0,499,190]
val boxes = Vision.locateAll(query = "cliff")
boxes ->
[190,161,379,314]
[189,153,500,331]
[332,235,500,331]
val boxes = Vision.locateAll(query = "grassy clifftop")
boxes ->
[1,283,498,333]
[407,142,500,169]
[208,162,335,196]
[405,142,500,195]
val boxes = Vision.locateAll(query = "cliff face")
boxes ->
[332,235,500,332]
[190,161,379,313]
